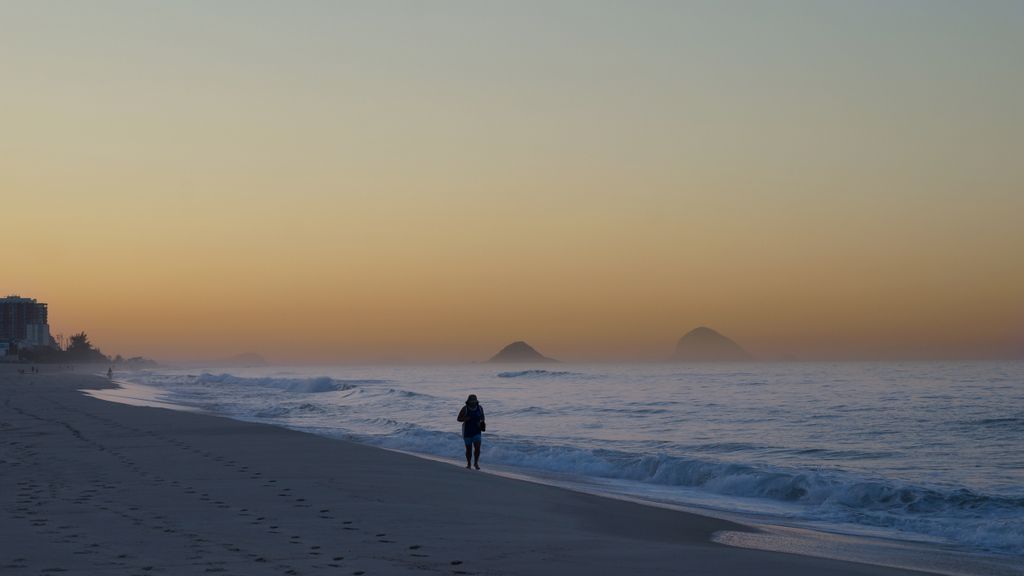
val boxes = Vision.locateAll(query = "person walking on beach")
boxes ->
[457,394,485,470]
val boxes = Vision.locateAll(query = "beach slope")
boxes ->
[1,368,931,575]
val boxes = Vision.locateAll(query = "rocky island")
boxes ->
[487,341,558,363]
[674,327,751,362]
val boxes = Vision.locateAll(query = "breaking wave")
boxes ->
[363,430,1024,554]
[497,369,586,378]
[192,373,384,393]
[253,403,326,418]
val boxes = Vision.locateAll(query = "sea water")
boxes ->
[118,362,1023,560]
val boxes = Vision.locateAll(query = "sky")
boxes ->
[2,1,1022,362]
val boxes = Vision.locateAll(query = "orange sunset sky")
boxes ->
[3,2,1022,362]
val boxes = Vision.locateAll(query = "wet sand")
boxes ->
[0,366,934,575]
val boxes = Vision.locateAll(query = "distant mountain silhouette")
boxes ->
[673,327,751,361]
[487,341,558,363]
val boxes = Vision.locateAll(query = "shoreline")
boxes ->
[0,365,1000,575]
[93,374,1023,576]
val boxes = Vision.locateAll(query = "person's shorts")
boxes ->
[463,434,482,446]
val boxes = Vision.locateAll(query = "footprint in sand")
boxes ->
[408,544,428,558]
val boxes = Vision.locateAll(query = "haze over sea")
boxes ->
[113,361,1024,560]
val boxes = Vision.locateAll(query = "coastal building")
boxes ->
[0,295,56,350]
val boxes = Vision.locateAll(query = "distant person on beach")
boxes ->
[457,394,485,470]
[107,367,113,379]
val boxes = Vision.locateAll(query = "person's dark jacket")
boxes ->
[457,404,485,437]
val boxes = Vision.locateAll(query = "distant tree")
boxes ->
[65,332,110,363]
[68,332,91,352]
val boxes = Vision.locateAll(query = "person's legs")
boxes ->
[473,441,481,469]
[464,439,472,468]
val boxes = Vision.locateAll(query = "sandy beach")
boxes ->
[0,366,936,576]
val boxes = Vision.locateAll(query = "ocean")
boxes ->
[111,362,1023,562]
